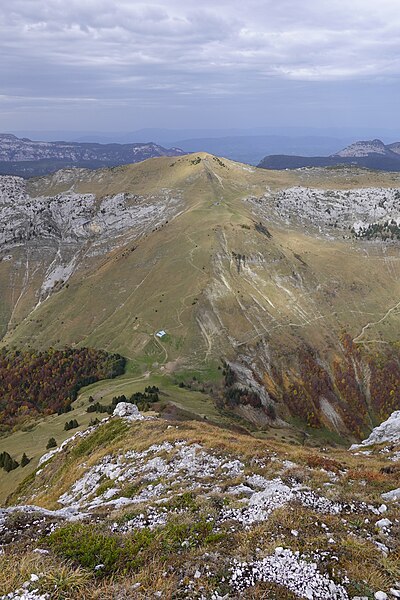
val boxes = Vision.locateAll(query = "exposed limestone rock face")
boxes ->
[335,139,389,158]
[252,186,400,234]
[0,174,182,303]
[381,488,400,502]
[351,410,400,448]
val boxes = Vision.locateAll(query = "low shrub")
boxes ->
[47,523,155,576]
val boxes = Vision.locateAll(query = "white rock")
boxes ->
[227,484,254,496]
[375,541,389,557]
[38,427,94,466]
[229,548,349,598]
[375,518,391,529]
[0,504,86,525]
[381,488,400,502]
[112,402,145,421]
[374,592,388,600]
[351,411,400,448]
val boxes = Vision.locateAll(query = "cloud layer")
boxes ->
[1,0,399,131]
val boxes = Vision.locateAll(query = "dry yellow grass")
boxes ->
[0,551,91,598]
[1,416,399,600]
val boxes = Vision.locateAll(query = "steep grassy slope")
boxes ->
[2,155,400,437]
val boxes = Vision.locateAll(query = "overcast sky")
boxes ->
[1,0,400,134]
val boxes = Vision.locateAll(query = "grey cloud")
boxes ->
[0,0,399,131]
[2,1,399,80]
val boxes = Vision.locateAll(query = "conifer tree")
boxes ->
[21,453,31,467]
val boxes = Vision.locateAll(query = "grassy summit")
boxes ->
[2,154,400,438]
[0,156,400,598]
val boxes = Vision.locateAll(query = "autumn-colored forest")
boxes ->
[221,334,400,439]
[274,334,400,438]
[0,347,125,431]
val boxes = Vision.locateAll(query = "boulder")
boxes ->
[113,402,145,421]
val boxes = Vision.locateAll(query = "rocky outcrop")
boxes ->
[112,402,147,421]
[0,174,183,302]
[351,410,400,448]
[334,139,392,158]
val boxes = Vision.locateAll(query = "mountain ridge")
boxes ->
[0,155,399,600]
[258,138,400,171]
[1,153,400,440]
[334,138,400,158]
[1,410,399,599]
[0,133,185,177]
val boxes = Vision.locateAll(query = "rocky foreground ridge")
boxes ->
[0,405,399,599]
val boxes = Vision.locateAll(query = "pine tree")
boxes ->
[1,452,10,470]
[46,437,57,449]
[64,419,79,431]
[3,452,19,472]
[21,453,31,467]
[3,452,12,472]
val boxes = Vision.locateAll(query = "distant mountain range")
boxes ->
[0,134,184,177]
[258,139,400,171]
[4,131,356,168]
[3,133,400,176]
